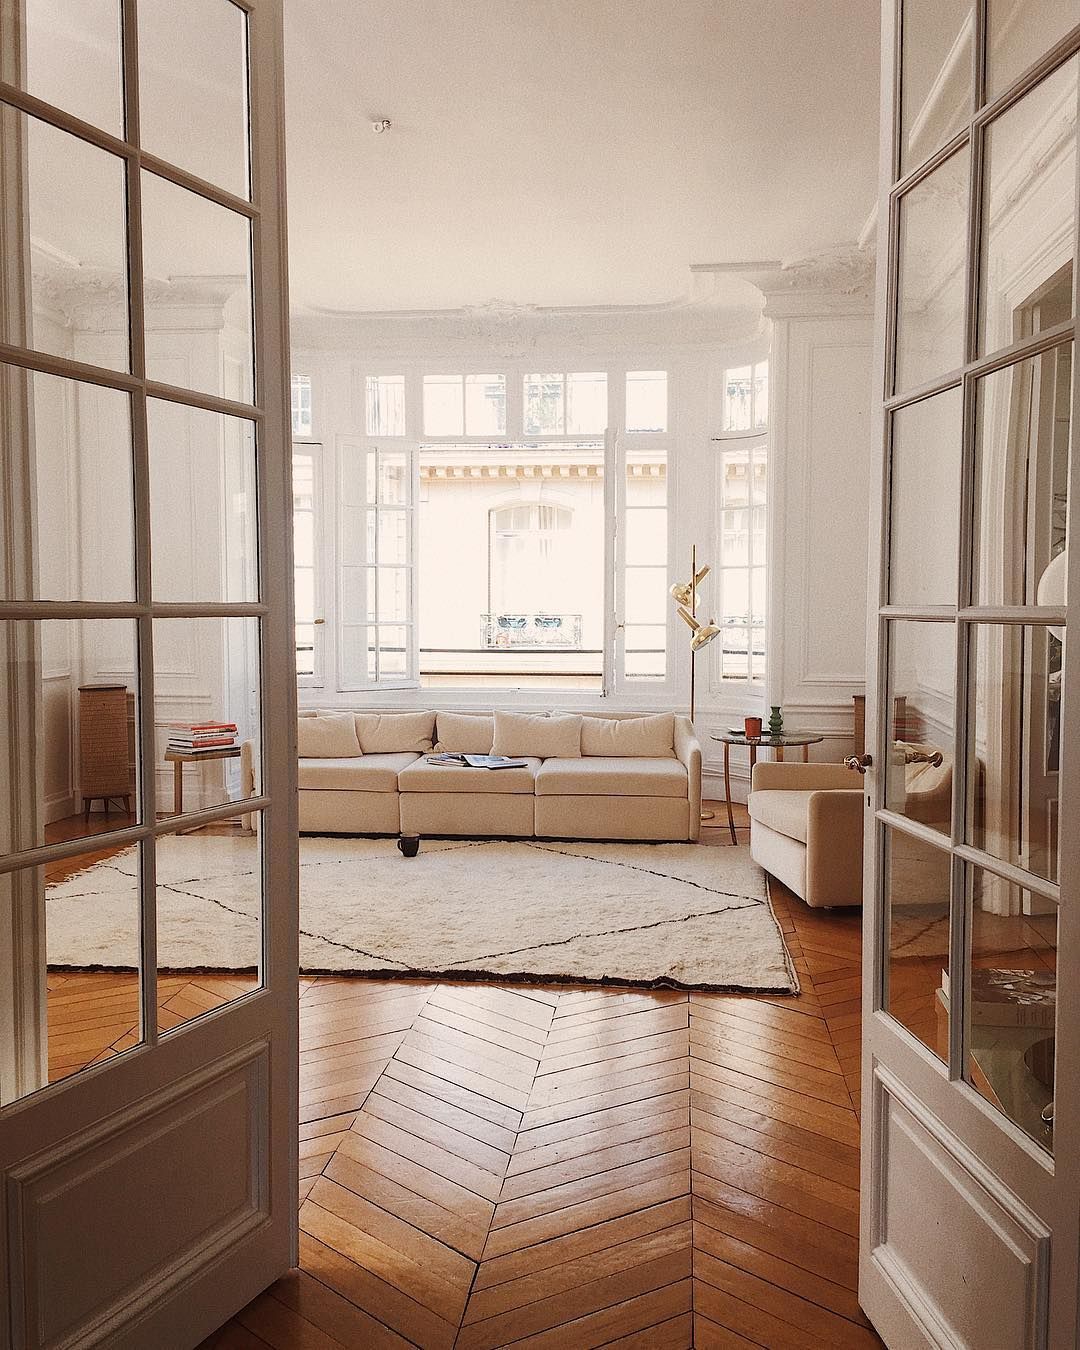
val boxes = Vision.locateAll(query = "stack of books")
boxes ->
[167,721,238,756]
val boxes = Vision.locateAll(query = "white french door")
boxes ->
[861,3,1079,1347]
[0,1,297,1346]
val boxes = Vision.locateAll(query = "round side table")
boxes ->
[709,731,824,845]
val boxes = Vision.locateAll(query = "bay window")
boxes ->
[288,362,697,698]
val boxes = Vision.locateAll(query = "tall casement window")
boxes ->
[716,361,768,682]
[292,446,322,682]
[289,366,676,695]
[291,375,311,437]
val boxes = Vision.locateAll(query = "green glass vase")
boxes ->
[768,705,784,737]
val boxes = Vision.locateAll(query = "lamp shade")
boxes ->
[670,580,695,607]
[1038,548,1067,641]
[1037,549,1068,607]
[691,621,721,652]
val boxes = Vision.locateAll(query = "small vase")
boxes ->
[768,705,784,737]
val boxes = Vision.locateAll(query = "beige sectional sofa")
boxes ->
[298,709,702,842]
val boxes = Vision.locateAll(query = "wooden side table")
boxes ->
[165,746,241,817]
[709,732,824,845]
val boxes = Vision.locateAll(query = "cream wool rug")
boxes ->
[45,835,798,994]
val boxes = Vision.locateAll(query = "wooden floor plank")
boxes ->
[47,814,883,1350]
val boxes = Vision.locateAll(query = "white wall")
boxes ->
[766,303,875,767]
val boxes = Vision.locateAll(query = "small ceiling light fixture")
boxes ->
[372,118,391,134]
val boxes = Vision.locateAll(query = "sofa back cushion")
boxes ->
[492,711,582,759]
[297,712,361,759]
[355,710,435,754]
[580,713,675,758]
[435,711,495,753]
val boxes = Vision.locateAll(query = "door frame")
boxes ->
[0,1,298,1345]
[860,5,1080,1347]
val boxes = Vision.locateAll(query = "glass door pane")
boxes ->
[900,0,973,173]
[965,864,1058,1153]
[885,825,952,1061]
[974,344,1071,608]
[885,621,957,834]
[979,57,1077,357]
[894,146,970,393]
[888,388,962,606]
[969,623,1061,883]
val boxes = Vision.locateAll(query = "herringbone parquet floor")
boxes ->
[197,808,882,1350]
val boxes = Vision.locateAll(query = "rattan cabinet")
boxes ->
[78,684,135,821]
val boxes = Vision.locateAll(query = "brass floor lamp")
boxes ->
[671,544,721,822]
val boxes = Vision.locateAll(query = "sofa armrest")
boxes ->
[805,788,864,907]
[751,761,858,792]
[674,716,702,840]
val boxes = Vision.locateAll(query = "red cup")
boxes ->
[744,716,762,739]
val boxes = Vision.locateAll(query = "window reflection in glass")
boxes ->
[980,57,1077,357]
[138,0,250,198]
[1,367,135,604]
[987,0,1076,101]
[15,110,130,373]
[141,172,254,401]
[885,621,956,837]
[22,0,124,136]
[974,342,1071,608]
[894,146,969,393]
[885,825,951,1063]
[889,388,962,607]
[899,0,973,174]
[147,400,258,605]
[969,624,1061,885]
[964,864,1057,1154]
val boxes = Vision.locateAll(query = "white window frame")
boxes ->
[291,372,312,437]
[714,359,768,686]
[522,371,610,441]
[611,367,675,695]
[292,440,325,688]
[337,434,419,691]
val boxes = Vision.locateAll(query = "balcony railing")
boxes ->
[481,613,583,649]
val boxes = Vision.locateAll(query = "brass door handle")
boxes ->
[845,754,872,774]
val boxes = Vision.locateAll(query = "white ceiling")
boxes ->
[284,0,882,314]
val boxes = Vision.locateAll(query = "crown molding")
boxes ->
[289,285,766,355]
[30,246,241,329]
[692,243,877,319]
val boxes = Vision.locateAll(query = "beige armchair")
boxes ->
[748,762,864,908]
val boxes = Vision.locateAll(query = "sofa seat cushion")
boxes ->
[398,756,541,795]
[747,789,811,844]
[536,756,687,799]
[298,752,420,792]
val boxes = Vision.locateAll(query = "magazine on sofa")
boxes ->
[426,752,529,770]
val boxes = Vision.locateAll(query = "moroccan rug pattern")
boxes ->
[45,835,798,993]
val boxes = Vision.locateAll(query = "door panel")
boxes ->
[862,3,1079,1346]
[0,0,297,1345]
